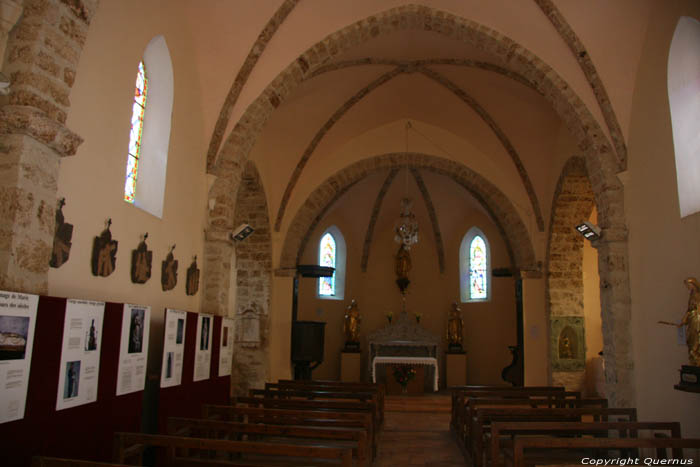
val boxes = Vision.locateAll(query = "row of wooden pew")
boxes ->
[450,385,700,467]
[33,379,385,467]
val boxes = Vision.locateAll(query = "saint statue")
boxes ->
[680,277,700,366]
[447,302,464,352]
[343,299,361,350]
[395,244,412,293]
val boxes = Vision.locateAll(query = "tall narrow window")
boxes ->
[469,236,487,300]
[668,16,700,217]
[122,36,173,218]
[124,61,148,203]
[318,232,336,296]
[317,226,346,300]
[459,227,490,302]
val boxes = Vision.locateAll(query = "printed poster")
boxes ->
[160,309,186,388]
[218,317,234,377]
[193,313,213,382]
[0,291,38,424]
[116,304,151,396]
[56,299,105,411]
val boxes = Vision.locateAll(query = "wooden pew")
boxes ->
[451,387,574,450]
[511,437,700,467]
[469,407,637,467]
[32,458,131,467]
[490,421,681,467]
[167,416,370,467]
[251,387,382,428]
[203,404,376,458]
[113,432,353,467]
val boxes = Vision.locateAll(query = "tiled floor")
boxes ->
[375,394,466,466]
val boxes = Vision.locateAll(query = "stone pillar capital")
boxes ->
[0,105,83,156]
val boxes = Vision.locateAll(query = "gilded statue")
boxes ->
[395,244,411,280]
[343,299,361,345]
[680,277,700,366]
[447,302,464,351]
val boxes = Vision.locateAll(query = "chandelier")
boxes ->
[394,197,419,248]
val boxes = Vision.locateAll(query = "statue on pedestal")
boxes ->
[343,299,361,352]
[447,302,464,353]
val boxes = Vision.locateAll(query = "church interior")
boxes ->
[1,0,700,464]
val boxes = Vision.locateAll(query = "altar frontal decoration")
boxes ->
[91,219,118,277]
[161,245,178,292]
[393,365,416,392]
[49,198,73,269]
[130,233,152,284]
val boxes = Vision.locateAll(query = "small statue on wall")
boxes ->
[161,244,178,291]
[395,244,412,293]
[49,198,73,268]
[680,277,700,366]
[447,302,464,353]
[186,256,200,296]
[130,233,152,284]
[343,299,361,352]
[91,218,118,277]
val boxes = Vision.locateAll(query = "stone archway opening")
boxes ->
[546,157,603,395]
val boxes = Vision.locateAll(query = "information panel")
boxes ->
[160,309,187,388]
[0,291,38,424]
[193,313,213,382]
[116,304,150,396]
[56,299,105,411]
[218,317,234,377]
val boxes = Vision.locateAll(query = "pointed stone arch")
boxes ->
[278,152,538,275]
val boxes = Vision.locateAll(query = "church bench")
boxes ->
[113,432,353,467]
[469,407,637,467]
[273,380,385,425]
[490,421,681,467]
[202,404,375,459]
[167,416,370,467]
[32,458,132,467]
[450,387,572,447]
[509,436,700,467]
[251,388,381,427]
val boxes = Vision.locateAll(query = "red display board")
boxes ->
[1,298,230,466]
[157,312,230,433]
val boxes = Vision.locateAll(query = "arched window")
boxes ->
[668,17,700,218]
[123,36,173,218]
[459,227,490,302]
[318,226,346,300]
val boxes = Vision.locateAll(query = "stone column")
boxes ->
[0,0,99,293]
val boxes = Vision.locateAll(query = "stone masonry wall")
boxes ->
[0,0,98,294]
[231,161,272,395]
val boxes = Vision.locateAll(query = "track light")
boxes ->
[575,221,601,241]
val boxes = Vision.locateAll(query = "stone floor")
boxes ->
[374,393,466,466]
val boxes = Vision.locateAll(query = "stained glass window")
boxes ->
[124,61,148,203]
[469,235,487,300]
[318,232,336,296]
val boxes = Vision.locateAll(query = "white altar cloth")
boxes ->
[371,356,439,391]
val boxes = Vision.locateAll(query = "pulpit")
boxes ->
[367,311,440,392]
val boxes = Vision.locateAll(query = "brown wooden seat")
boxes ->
[167,416,370,467]
[32,458,132,467]
[113,432,353,467]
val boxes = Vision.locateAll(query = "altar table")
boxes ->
[371,356,439,392]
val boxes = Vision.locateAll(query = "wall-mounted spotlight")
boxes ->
[231,223,254,242]
[575,221,601,241]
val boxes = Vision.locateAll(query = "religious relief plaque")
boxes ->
[91,219,118,277]
[130,233,152,284]
[550,316,585,371]
[186,256,200,296]
[161,245,178,291]
[49,198,73,269]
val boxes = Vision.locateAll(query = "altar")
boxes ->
[367,311,441,393]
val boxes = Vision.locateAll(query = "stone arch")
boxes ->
[204,3,633,406]
[278,152,537,274]
[545,156,596,391]
[230,160,272,394]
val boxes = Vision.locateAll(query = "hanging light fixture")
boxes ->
[394,122,419,248]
